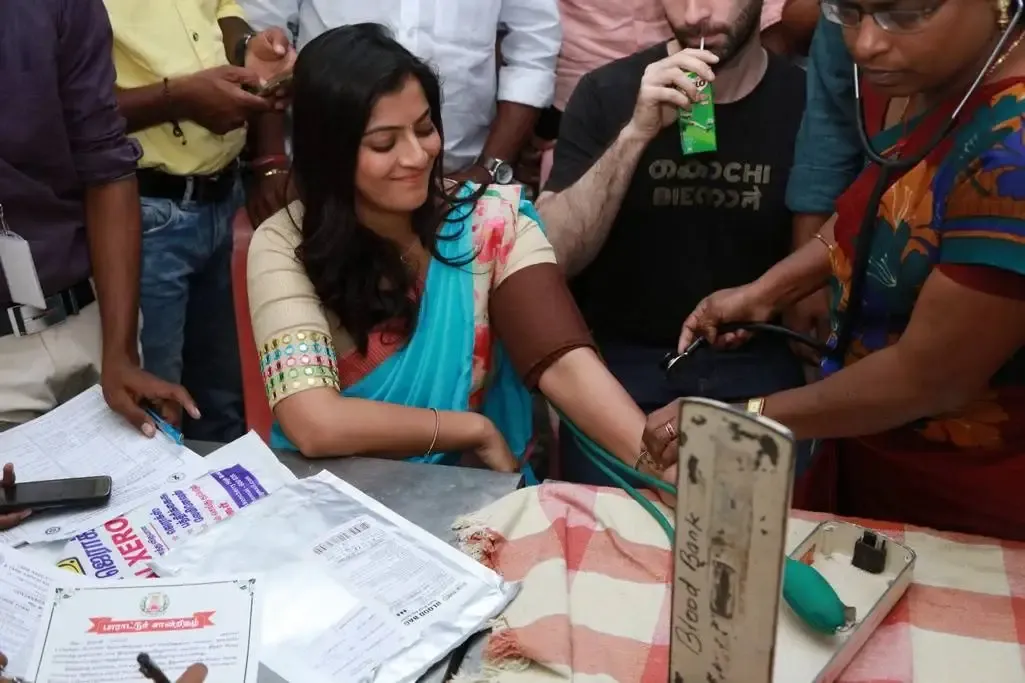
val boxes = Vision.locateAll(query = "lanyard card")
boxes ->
[0,203,47,309]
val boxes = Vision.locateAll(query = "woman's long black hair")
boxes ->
[290,23,480,355]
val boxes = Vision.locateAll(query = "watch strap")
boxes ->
[478,157,512,184]
[233,31,256,67]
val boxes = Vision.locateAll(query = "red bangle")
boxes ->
[251,154,288,170]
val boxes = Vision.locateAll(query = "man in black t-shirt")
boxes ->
[536,0,809,485]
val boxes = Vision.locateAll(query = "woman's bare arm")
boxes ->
[763,269,1025,439]
[538,348,647,466]
[273,389,491,458]
[752,214,837,313]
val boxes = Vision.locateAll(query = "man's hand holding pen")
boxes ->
[139,653,207,683]
[0,651,207,683]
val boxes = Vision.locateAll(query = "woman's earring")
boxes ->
[998,0,1011,28]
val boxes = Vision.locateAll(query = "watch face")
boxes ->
[493,161,515,185]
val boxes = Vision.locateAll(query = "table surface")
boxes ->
[186,440,521,683]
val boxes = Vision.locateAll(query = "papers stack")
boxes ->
[0,391,516,683]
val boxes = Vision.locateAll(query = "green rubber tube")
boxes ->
[557,412,853,635]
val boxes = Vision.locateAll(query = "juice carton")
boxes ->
[677,39,716,156]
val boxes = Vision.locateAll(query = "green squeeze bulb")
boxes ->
[782,556,855,634]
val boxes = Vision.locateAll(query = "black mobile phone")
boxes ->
[0,475,112,514]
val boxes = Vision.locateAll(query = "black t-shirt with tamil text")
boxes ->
[546,43,807,348]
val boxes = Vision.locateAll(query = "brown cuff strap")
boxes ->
[490,262,595,389]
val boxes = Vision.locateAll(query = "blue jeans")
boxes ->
[560,339,813,485]
[139,187,244,442]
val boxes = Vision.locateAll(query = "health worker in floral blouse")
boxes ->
[646,0,1025,540]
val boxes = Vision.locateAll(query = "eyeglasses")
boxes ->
[821,0,946,33]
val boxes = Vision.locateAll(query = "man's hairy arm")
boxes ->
[537,124,647,277]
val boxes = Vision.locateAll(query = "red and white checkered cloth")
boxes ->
[453,482,1025,683]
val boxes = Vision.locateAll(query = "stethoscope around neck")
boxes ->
[659,6,1025,375]
[855,0,1025,171]
[837,2,1025,362]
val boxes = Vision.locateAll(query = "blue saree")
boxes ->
[270,185,537,480]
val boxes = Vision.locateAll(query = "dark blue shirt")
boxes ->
[0,0,140,304]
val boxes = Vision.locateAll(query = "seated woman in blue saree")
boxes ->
[246,24,660,485]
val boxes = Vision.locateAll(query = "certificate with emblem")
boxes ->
[24,576,262,683]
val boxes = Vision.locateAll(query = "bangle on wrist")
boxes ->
[812,232,835,254]
[424,408,440,457]
[252,154,288,171]
[163,78,185,144]
[259,168,288,179]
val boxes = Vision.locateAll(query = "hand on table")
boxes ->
[471,417,518,473]
[101,358,200,437]
[0,464,30,530]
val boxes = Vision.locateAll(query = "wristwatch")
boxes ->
[478,157,515,184]
[233,31,256,67]
[730,398,765,415]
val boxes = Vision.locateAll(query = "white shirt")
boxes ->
[241,0,561,172]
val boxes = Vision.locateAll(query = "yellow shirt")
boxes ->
[104,0,248,175]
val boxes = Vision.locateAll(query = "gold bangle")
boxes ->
[746,397,765,416]
[424,408,440,456]
[634,448,664,473]
[812,232,835,254]
[260,168,288,178]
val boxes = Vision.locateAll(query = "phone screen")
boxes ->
[0,476,111,511]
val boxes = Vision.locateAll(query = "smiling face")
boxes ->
[837,0,1005,97]
[662,0,763,65]
[355,74,442,217]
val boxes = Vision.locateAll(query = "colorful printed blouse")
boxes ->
[246,190,556,409]
[826,80,1025,454]
[811,80,1025,538]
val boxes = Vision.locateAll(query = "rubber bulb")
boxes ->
[782,556,852,634]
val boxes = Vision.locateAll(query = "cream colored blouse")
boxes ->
[247,187,556,409]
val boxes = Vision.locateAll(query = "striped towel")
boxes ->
[453,482,1025,683]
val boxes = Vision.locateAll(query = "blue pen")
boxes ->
[142,407,184,445]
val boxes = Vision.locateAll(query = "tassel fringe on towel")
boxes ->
[452,516,535,680]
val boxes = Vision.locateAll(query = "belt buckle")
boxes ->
[7,293,70,337]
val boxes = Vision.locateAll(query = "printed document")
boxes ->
[25,576,262,683]
[260,562,406,683]
[0,386,208,546]
[0,544,65,679]
[150,472,517,683]
[56,432,296,581]
[311,514,466,630]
